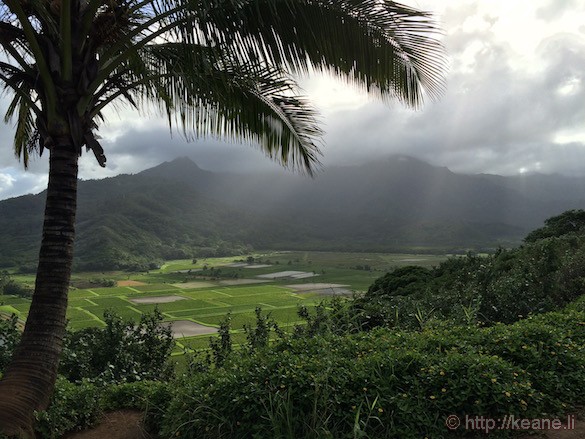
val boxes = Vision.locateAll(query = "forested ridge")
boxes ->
[3,155,585,270]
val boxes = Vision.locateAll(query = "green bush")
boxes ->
[34,378,102,439]
[159,308,585,439]
[0,314,19,373]
[348,231,585,330]
[0,271,33,299]
[524,209,585,243]
[2,280,33,298]
[367,266,433,298]
[32,379,170,438]
[59,309,175,384]
[28,306,584,438]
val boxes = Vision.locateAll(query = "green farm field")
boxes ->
[0,251,449,350]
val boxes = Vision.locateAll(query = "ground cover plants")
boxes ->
[11,299,585,438]
[159,305,585,438]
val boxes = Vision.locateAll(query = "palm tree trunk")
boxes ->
[0,143,78,437]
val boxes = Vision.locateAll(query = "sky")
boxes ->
[2,0,585,200]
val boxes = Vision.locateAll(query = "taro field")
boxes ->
[0,251,449,351]
[0,281,324,352]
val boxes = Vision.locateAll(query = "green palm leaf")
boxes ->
[0,0,445,172]
[99,43,323,172]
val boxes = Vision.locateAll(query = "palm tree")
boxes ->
[0,0,445,435]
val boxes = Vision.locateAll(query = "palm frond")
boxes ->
[5,87,38,168]
[98,42,323,173]
[0,0,446,173]
[3,0,56,108]
[13,99,38,168]
[0,62,42,168]
[189,0,446,107]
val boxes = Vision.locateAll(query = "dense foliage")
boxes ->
[524,209,585,243]
[150,212,585,438]
[8,157,585,270]
[339,220,585,330]
[159,304,585,438]
[33,380,171,439]
[0,308,174,437]
[59,309,174,384]
[13,300,585,438]
[0,315,19,372]
[3,211,585,437]
[0,309,174,384]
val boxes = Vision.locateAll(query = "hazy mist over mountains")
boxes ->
[2,155,585,270]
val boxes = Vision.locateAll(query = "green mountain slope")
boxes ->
[0,177,294,270]
[3,155,585,270]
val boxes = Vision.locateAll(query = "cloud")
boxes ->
[3,0,585,200]
[536,0,577,21]
[0,172,14,190]
[315,6,585,177]
[0,167,47,199]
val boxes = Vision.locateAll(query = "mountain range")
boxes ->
[2,155,585,270]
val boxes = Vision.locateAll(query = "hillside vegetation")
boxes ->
[5,156,585,270]
[2,211,585,438]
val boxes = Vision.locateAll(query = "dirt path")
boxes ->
[64,410,151,439]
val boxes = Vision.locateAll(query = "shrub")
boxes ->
[524,209,585,243]
[1,269,33,298]
[348,232,585,330]
[34,378,102,439]
[367,266,433,297]
[0,314,19,373]
[159,308,585,439]
[32,379,171,438]
[1,280,33,299]
[59,309,175,384]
